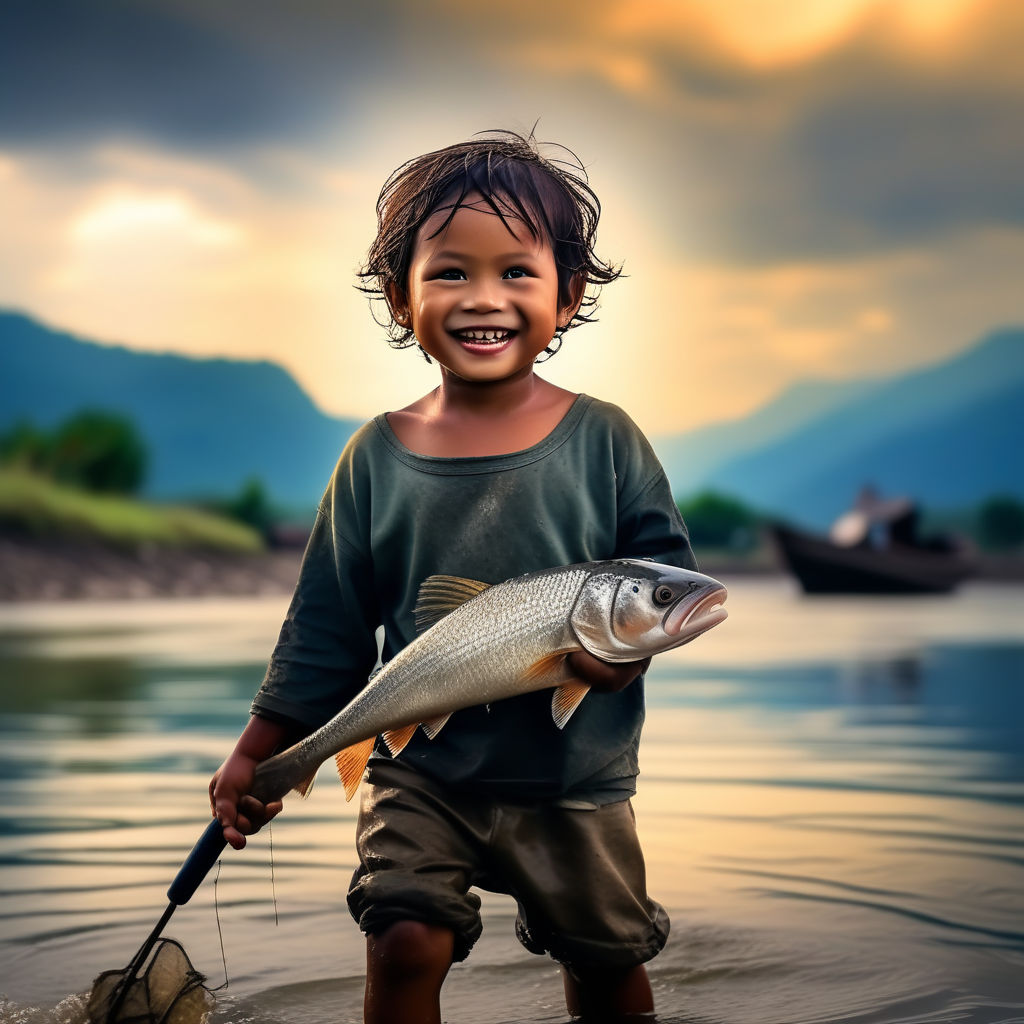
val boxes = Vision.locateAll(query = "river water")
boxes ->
[0,579,1022,1023]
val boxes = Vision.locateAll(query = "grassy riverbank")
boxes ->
[0,467,263,552]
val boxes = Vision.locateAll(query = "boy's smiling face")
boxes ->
[396,194,575,385]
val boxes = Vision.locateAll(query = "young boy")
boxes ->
[210,131,696,1023]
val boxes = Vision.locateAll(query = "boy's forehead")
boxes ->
[417,192,538,248]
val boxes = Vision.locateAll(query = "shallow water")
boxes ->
[0,580,1022,1023]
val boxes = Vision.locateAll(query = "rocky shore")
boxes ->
[0,535,304,602]
[2,535,1017,604]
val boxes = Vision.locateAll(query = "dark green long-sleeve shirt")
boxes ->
[252,394,696,805]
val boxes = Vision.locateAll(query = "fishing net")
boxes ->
[84,818,228,1024]
[86,938,215,1024]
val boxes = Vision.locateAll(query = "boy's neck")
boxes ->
[388,369,578,458]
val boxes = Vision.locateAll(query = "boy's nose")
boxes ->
[462,280,505,312]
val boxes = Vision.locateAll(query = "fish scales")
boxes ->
[250,568,590,802]
[247,560,728,804]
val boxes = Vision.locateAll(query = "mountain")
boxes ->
[651,375,878,495]
[653,328,1024,528]
[0,311,360,508]
[4,310,1020,528]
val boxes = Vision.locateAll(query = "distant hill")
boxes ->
[4,311,1020,529]
[0,311,360,509]
[652,375,878,494]
[653,328,1024,528]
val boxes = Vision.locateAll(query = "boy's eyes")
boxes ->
[433,267,531,281]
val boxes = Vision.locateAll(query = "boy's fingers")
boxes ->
[238,795,276,822]
[235,795,284,831]
[213,795,242,834]
[222,824,247,850]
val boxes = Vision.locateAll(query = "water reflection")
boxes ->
[0,583,1022,1024]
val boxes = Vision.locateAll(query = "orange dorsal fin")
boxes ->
[334,736,375,801]
[414,575,491,632]
[421,712,453,740]
[382,723,419,757]
[551,682,591,729]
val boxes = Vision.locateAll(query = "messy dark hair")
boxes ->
[357,128,622,359]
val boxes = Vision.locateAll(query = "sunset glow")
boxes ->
[0,0,1019,436]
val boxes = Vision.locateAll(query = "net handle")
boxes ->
[167,819,228,905]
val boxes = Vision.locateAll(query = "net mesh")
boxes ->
[86,939,215,1024]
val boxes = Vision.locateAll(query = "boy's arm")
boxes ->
[209,713,305,850]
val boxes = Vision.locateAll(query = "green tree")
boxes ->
[676,490,759,550]
[48,410,148,494]
[223,477,275,539]
[976,495,1024,550]
[0,420,51,472]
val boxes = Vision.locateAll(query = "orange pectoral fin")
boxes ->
[334,737,376,801]
[522,649,575,685]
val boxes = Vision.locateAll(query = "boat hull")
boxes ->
[770,524,975,595]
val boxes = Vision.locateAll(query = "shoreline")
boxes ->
[0,535,305,602]
[1,536,1020,603]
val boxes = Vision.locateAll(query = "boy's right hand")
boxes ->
[210,751,284,850]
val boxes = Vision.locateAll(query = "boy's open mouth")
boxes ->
[451,328,517,352]
[452,328,515,343]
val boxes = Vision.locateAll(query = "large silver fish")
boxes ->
[250,559,728,803]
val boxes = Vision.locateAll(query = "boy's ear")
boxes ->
[557,274,587,329]
[384,282,410,327]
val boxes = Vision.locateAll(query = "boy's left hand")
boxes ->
[567,650,651,693]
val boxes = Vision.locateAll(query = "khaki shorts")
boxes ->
[347,758,669,967]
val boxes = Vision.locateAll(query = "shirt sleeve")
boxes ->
[250,462,381,731]
[607,404,698,571]
[616,468,698,571]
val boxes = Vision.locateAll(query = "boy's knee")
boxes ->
[368,920,455,978]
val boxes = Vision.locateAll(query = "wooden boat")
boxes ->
[769,522,976,594]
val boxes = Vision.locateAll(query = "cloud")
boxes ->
[450,0,1024,259]
[5,0,1020,266]
[1,0,1021,435]
[0,0,372,148]
[539,225,1024,435]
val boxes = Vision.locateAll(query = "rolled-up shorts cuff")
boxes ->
[516,901,670,969]
[348,871,483,963]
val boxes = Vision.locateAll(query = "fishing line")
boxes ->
[212,858,230,991]
[269,820,279,926]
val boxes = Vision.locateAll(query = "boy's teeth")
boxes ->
[458,329,511,342]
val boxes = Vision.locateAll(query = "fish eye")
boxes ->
[653,585,674,605]
[632,585,639,593]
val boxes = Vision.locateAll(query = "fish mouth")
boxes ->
[663,585,728,642]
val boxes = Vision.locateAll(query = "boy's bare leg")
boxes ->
[364,921,454,1024]
[562,963,656,1022]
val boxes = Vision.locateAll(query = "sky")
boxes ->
[1,0,1022,437]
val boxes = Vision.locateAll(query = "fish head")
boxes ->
[569,559,728,663]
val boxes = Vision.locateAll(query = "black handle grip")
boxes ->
[166,818,228,906]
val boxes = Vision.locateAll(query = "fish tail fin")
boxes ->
[334,736,376,801]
